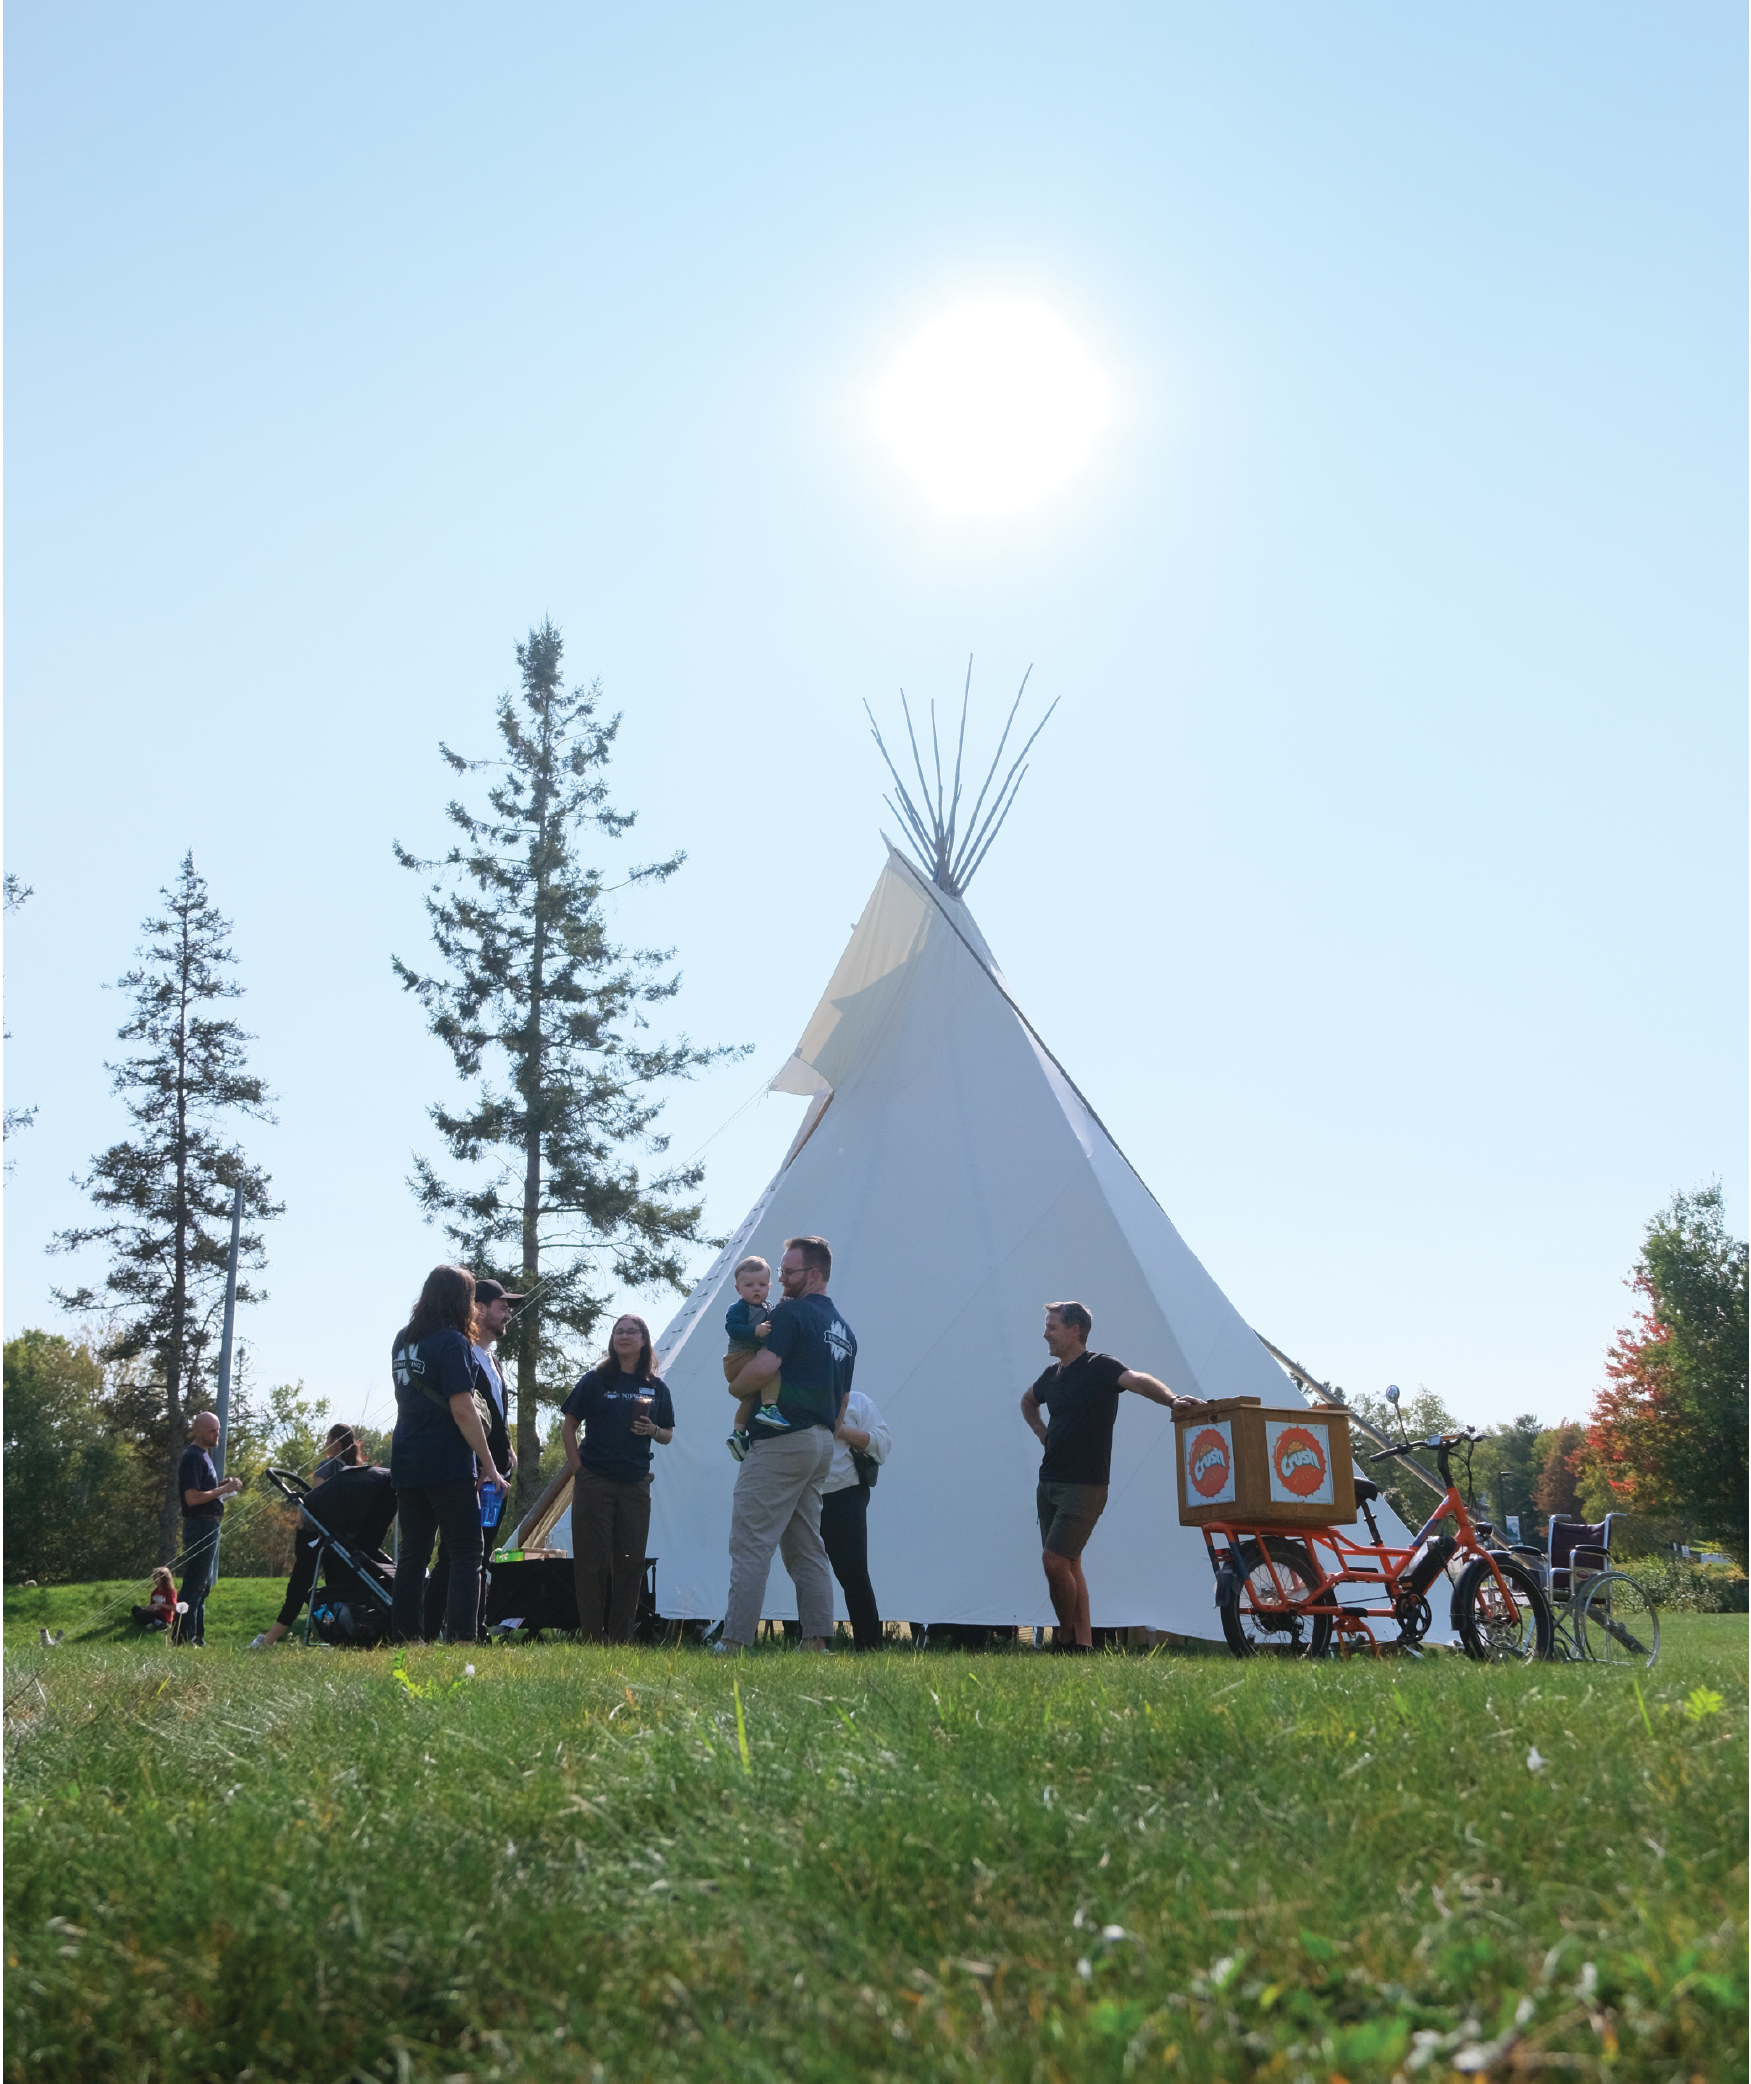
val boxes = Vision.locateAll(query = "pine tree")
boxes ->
[394,621,744,1511]
[49,854,279,1557]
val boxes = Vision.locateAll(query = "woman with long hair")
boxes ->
[559,1313,675,1642]
[313,1423,357,1486]
[388,1265,508,1644]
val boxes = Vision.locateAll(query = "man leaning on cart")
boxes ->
[1020,1301,1204,1652]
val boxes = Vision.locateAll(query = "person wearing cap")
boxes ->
[471,1280,521,1495]
[421,1277,523,1639]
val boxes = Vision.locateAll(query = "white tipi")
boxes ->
[640,835,1409,1640]
[533,681,1409,1638]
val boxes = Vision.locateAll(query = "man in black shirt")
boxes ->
[176,1411,242,1646]
[1020,1301,1203,1651]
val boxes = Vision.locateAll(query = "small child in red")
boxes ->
[142,1567,177,1630]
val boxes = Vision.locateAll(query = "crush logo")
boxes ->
[1187,1426,1232,1499]
[1270,1425,1328,1497]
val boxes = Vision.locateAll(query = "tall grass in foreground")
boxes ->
[5,1618,1744,2082]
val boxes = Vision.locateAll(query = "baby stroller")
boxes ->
[264,1466,397,1647]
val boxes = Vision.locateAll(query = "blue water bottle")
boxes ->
[480,1481,503,1533]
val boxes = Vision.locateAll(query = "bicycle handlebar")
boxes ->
[1368,1427,1477,1467]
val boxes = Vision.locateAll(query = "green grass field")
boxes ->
[3,1575,293,1651]
[4,1596,1744,2083]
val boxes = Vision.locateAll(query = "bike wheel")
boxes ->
[1218,1537,1333,1660]
[1451,1554,1552,1664]
[1575,1571,1660,1670]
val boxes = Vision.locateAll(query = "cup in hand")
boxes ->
[634,1392,654,1429]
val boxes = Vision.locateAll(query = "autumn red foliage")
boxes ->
[1585,1187,1748,1564]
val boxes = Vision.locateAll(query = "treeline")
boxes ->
[3,622,741,1582]
[1349,1185,1747,1569]
[2,1328,387,1582]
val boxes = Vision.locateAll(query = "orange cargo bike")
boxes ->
[1173,1399,1554,1663]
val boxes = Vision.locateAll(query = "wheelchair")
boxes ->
[1503,1514,1659,1669]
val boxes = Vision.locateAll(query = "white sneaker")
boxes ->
[709,1640,743,1657]
[247,1634,272,1649]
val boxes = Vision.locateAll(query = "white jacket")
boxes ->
[823,1389,892,1495]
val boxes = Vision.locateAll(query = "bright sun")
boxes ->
[870,296,1113,520]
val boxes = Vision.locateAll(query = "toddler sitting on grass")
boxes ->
[723,1254,787,1460]
[131,1566,180,1632]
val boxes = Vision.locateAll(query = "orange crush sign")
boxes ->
[1184,1420,1234,1503]
[1264,1420,1334,1505]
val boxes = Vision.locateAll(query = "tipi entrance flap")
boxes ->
[770,854,934,1095]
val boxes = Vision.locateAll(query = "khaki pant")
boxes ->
[571,1467,652,1643]
[723,1425,835,1646]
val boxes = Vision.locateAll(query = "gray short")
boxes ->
[1036,1480,1109,1561]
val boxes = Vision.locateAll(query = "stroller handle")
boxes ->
[264,1466,314,1503]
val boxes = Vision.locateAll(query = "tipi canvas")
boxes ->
[600,844,1406,1642]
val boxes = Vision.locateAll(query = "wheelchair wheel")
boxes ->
[1575,1571,1659,1670]
[1451,1554,1552,1663]
[1218,1537,1332,1660]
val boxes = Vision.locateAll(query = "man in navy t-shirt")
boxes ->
[718,1234,856,1652]
[176,1411,242,1645]
[1020,1301,1203,1651]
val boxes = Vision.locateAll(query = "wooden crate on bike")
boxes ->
[1174,1398,1357,1528]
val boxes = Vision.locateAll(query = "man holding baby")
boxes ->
[716,1235,856,1653]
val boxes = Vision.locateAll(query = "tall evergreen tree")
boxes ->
[49,855,278,1557]
[395,621,743,1511]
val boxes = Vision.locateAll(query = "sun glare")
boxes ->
[870,296,1113,520]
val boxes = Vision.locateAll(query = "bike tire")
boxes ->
[1218,1537,1333,1661]
[1451,1553,1552,1664]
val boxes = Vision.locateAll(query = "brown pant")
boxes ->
[570,1467,652,1643]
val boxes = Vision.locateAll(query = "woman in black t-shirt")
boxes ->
[389,1265,509,1644]
[561,1314,675,1642]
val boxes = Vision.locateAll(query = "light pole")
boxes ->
[209,1180,244,1581]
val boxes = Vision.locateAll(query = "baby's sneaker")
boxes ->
[756,1403,791,1429]
[726,1430,750,1462]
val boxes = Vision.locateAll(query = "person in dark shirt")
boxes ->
[1020,1301,1204,1652]
[561,1314,675,1642]
[312,1423,355,1488]
[717,1235,856,1653]
[422,1277,523,1639]
[389,1264,509,1645]
[175,1411,242,1645]
[723,1255,787,1454]
[250,1436,396,1646]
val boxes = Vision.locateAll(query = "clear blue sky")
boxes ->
[5,5,1744,1437]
